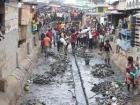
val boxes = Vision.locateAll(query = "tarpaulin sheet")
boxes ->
[119,29,131,37]
[119,40,131,51]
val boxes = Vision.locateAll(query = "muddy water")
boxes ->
[76,54,104,105]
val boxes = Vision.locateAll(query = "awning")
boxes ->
[106,10,123,15]
[133,13,140,17]
[109,0,119,5]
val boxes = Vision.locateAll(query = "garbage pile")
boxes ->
[47,51,55,56]
[50,56,69,72]
[91,81,129,105]
[33,56,69,85]
[91,64,114,78]
[33,74,53,85]
[20,99,46,105]
[47,51,59,59]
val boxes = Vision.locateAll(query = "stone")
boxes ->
[33,74,52,85]
[33,55,69,85]
[22,99,46,105]
[91,64,114,78]
[91,81,129,105]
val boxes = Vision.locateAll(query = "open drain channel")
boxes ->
[72,54,89,105]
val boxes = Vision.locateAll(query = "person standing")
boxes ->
[46,29,53,48]
[77,29,81,46]
[64,35,70,55]
[104,40,113,65]
[88,30,93,49]
[60,36,67,54]
[111,24,115,34]
[52,28,57,47]
[116,35,121,53]
[70,30,78,54]
[98,33,105,52]
[40,32,46,53]
[56,30,61,52]
[43,34,51,57]
[83,33,87,46]
[125,56,136,91]
[92,29,99,48]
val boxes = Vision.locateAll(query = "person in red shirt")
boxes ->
[92,30,99,48]
[92,30,99,40]
[125,56,136,91]
[46,29,53,48]
[70,30,78,53]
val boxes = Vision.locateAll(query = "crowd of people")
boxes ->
[40,20,114,64]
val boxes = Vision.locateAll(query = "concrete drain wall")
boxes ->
[0,46,40,105]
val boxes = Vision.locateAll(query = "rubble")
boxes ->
[91,64,114,78]
[47,51,55,56]
[20,99,46,105]
[33,74,53,85]
[91,81,130,105]
[91,81,112,95]
[49,58,68,74]
[47,51,60,59]
[33,56,69,85]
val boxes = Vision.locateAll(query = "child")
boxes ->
[126,68,134,91]
[125,60,136,91]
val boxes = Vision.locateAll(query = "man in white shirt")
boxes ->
[116,36,121,53]
[99,33,105,51]
[88,30,93,49]
[52,28,57,46]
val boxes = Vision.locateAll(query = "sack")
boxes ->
[60,38,67,46]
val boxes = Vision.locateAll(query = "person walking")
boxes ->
[88,30,93,49]
[60,35,67,54]
[40,32,46,53]
[56,30,61,52]
[99,33,105,52]
[104,40,113,65]
[77,31,81,47]
[46,29,53,48]
[43,34,51,58]
[52,28,57,47]
[92,29,99,48]
[70,30,78,54]
[116,35,121,53]
[125,56,136,92]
